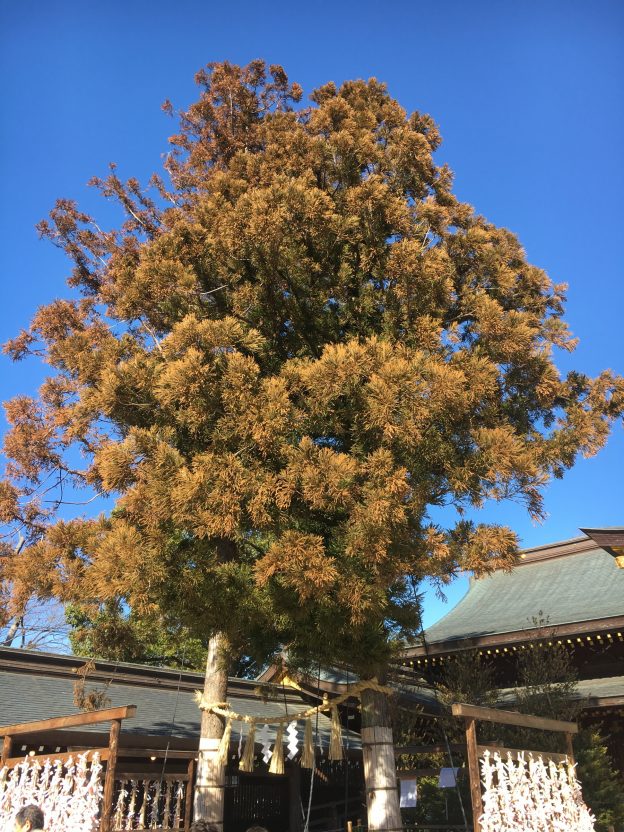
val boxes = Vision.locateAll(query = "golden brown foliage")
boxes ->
[2,60,622,672]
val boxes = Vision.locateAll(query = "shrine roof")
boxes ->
[0,646,357,751]
[497,675,624,708]
[410,535,624,652]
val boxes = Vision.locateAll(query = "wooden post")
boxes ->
[101,718,121,832]
[184,757,196,830]
[288,762,303,832]
[564,732,575,764]
[464,718,483,832]
[1,735,13,765]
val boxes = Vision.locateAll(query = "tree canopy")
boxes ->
[65,601,208,670]
[1,60,622,674]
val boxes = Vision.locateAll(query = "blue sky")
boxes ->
[1,0,622,628]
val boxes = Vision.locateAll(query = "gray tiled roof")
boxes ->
[0,649,358,750]
[318,666,358,685]
[425,546,624,645]
[575,674,624,701]
[497,675,624,706]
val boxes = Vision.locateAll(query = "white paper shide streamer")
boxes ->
[0,753,103,832]
[0,755,187,831]
[479,750,596,832]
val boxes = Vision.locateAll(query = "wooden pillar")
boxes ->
[1,735,13,765]
[101,718,121,832]
[288,762,303,832]
[184,757,196,830]
[464,718,483,832]
[564,732,575,764]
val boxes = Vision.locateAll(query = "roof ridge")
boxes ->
[0,645,285,693]
[519,535,588,553]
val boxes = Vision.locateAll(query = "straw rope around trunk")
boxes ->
[195,678,392,723]
[195,678,391,774]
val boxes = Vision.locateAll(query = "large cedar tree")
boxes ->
[1,60,622,673]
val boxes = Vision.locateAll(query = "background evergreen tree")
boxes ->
[65,601,208,670]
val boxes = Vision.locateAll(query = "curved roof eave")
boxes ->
[404,538,624,656]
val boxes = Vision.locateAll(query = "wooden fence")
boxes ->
[0,704,197,831]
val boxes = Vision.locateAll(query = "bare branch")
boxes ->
[140,319,164,354]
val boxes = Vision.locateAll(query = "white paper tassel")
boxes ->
[286,721,299,761]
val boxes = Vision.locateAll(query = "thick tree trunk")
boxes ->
[360,686,402,832]
[193,632,229,827]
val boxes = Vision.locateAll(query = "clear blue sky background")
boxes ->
[1,0,622,629]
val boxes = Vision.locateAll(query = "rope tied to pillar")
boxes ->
[196,678,392,723]
[197,678,393,774]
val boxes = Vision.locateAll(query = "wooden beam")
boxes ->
[4,748,110,768]
[452,703,578,734]
[465,718,483,832]
[101,719,121,832]
[1,735,13,765]
[476,745,570,764]
[0,705,137,737]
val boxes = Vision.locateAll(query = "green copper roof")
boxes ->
[425,546,624,645]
